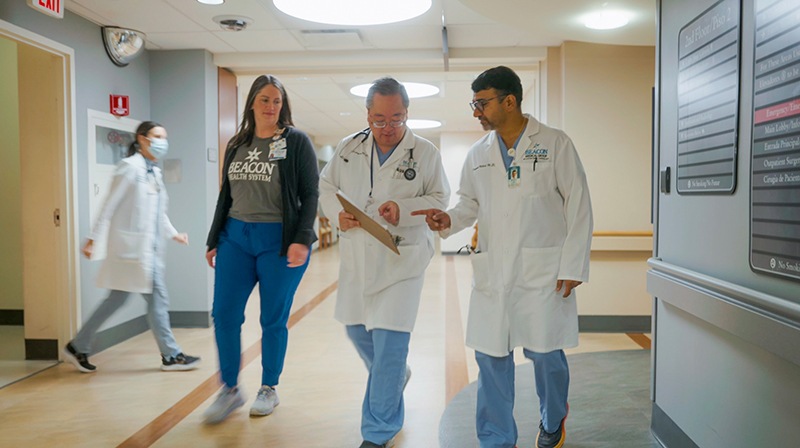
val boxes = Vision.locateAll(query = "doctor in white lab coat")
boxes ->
[63,121,200,374]
[319,77,449,448]
[414,67,593,448]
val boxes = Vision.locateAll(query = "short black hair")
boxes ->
[471,66,523,109]
[366,77,409,109]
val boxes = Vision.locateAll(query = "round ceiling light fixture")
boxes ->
[197,0,224,5]
[407,119,441,130]
[584,11,630,30]
[350,82,440,99]
[274,0,432,26]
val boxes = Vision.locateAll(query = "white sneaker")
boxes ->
[250,386,280,416]
[203,386,244,424]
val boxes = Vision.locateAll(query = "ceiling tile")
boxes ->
[446,24,525,47]
[72,0,205,33]
[163,0,285,31]
[213,30,305,52]
[64,0,115,26]
[146,32,237,53]
[442,0,496,25]
[360,26,443,50]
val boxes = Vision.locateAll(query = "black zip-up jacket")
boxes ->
[206,127,319,256]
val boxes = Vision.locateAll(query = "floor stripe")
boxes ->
[626,333,652,350]
[117,280,338,448]
[444,257,470,405]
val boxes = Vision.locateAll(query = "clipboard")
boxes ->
[336,193,400,255]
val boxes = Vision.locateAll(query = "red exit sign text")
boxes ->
[27,0,64,19]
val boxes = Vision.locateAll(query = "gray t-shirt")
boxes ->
[227,136,283,223]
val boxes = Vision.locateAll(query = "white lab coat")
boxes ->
[444,115,593,356]
[91,153,179,294]
[320,129,450,332]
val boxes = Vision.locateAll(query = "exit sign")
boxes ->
[26,0,63,19]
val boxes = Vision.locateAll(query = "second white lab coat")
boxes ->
[91,153,179,294]
[320,129,450,332]
[444,115,593,356]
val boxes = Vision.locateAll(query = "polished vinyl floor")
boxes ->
[0,246,650,448]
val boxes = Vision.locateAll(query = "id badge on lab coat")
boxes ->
[508,166,521,188]
[269,138,287,160]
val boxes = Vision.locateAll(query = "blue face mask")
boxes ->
[147,137,169,159]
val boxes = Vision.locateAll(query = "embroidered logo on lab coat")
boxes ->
[522,143,549,161]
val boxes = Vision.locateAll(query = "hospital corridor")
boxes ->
[1,0,799,447]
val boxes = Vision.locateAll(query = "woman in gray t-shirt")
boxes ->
[203,75,319,424]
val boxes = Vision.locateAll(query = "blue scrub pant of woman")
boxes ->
[213,219,308,389]
[346,325,410,446]
[475,349,569,448]
[72,263,182,358]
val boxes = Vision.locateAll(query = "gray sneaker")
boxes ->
[203,386,244,424]
[250,386,280,416]
[359,437,395,448]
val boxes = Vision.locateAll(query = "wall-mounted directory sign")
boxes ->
[751,0,800,283]
[677,0,741,194]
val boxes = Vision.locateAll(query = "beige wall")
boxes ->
[562,41,655,233]
[0,37,24,311]
[545,41,656,318]
[439,131,488,253]
[18,43,62,340]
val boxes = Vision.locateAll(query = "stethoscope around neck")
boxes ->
[340,128,417,182]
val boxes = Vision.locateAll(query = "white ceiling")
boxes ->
[65,0,654,54]
[65,0,653,145]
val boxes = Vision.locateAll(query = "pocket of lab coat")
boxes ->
[388,243,428,281]
[113,230,145,260]
[339,236,354,271]
[524,163,554,197]
[520,246,561,290]
[470,252,490,293]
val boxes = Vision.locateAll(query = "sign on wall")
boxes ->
[750,0,800,283]
[26,0,63,19]
[110,95,129,116]
[677,0,741,194]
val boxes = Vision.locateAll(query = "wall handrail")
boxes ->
[647,258,800,324]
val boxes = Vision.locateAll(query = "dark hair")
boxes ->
[366,77,409,109]
[228,75,293,150]
[471,66,523,109]
[127,121,162,157]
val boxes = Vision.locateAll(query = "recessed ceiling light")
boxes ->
[273,0,432,26]
[350,82,439,99]
[407,119,441,129]
[296,77,311,81]
[584,11,629,30]
[197,0,224,4]
[340,112,351,116]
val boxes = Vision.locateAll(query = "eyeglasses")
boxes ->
[370,119,406,128]
[469,94,508,112]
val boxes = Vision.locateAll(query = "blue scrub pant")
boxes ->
[72,265,181,357]
[212,219,308,389]
[346,325,410,445]
[475,349,569,448]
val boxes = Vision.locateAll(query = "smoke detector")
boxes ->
[213,15,253,31]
